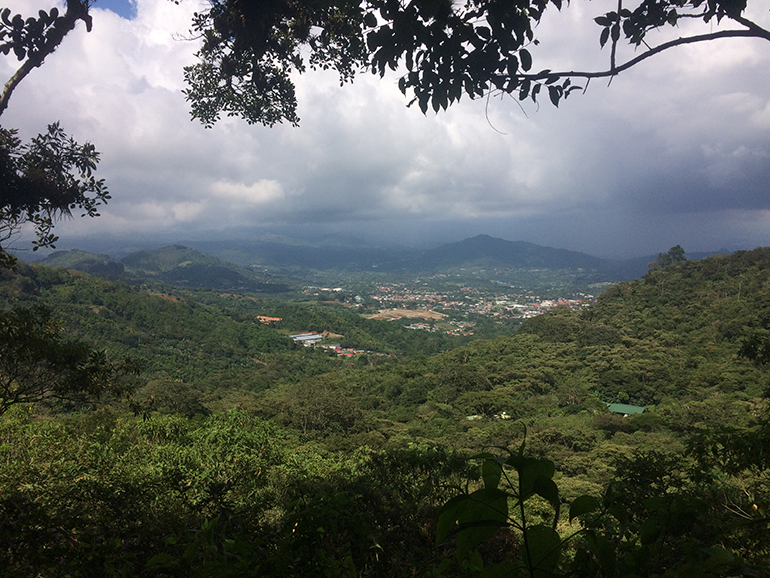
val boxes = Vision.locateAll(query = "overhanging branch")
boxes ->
[0,0,92,118]
[516,28,770,83]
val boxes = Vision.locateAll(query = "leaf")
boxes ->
[701,547,736,572]
[639,517,661,545]
[508,456,555,499]
[146,552,180,569]
[608,503,628,530]
[363,12,377,28]
[431,92,441,112]
[506,55,519,77]
[481,561,517,578]
[418,92,429,114]
[524,525,563,573]
[519,48,532,72]
[465,488,509,524]
[589,534,617,574]
[569,495,601,521]
[603,483,614,507]
[457,520,508,559]
[466,550,483,572]
[600,27,610,48]
[482,459,503,490]
[532,476,561,524]
[470,451,500,461]
[548,85,560,107]
[531,82,541,101]
[455,488,509,557]
[436,494,472,543]
[519,81,530,101]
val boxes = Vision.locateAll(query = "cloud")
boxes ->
[211,180,285,205]
[1,0,769,256]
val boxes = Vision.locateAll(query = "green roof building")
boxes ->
[608,403,646,416]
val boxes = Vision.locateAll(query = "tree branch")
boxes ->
[0,0,92,118]
[515,28,770,83]
[610,0,623,73]
[730,14,770,41]
[0,57,45,118]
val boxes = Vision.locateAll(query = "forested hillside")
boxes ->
[1,249,769,576]
[38,245,292,293]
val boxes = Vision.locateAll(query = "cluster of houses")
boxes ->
[404,321,475,336]
[289,332,324,346]
[289,332,391,359]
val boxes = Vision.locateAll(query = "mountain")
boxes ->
[122,245,291,293]
[35,236,714,287]
[191,234,630,278]
[403,235,607,271]
[121,244,221,273]
[36,246,291,293]
[184,238,403,272]
[38,250,127,280]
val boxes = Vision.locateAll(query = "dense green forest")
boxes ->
[1,249,769,576]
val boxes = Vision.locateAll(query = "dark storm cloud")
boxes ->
[1,0,769,256]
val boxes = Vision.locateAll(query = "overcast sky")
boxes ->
[2,0,770,258]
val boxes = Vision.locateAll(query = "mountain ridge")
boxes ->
[31,235,724,287]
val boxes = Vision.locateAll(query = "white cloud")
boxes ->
[211,180,286,205]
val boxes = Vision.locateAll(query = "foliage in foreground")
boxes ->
[436,440,768,577]
[1,405,768,577]
[0,407,468,577]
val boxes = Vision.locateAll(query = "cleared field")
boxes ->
[366,308,447,321]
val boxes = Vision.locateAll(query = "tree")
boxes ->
[183,0,770,127]
[0,305,132,414]
[648,244,686,270]
[0,1,107,266]
[0,2,121,416]
[0,123,109,267]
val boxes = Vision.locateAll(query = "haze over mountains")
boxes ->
[29,234,724,292]
[37,246,290,293]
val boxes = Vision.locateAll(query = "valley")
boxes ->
[1,239,768,577]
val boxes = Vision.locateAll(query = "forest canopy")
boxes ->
[1,248,769,576]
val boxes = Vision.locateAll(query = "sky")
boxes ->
[2,0,770,258]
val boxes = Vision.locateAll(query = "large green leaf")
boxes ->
[569,495,601,521]
[435,494,473,543]
[481,560,517,578]
[482,459,503,491]
[524,524,563,576]
[587,533,617,575]
[506,455,555,499]
[455,488,509,557]
[532,476,561,526]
